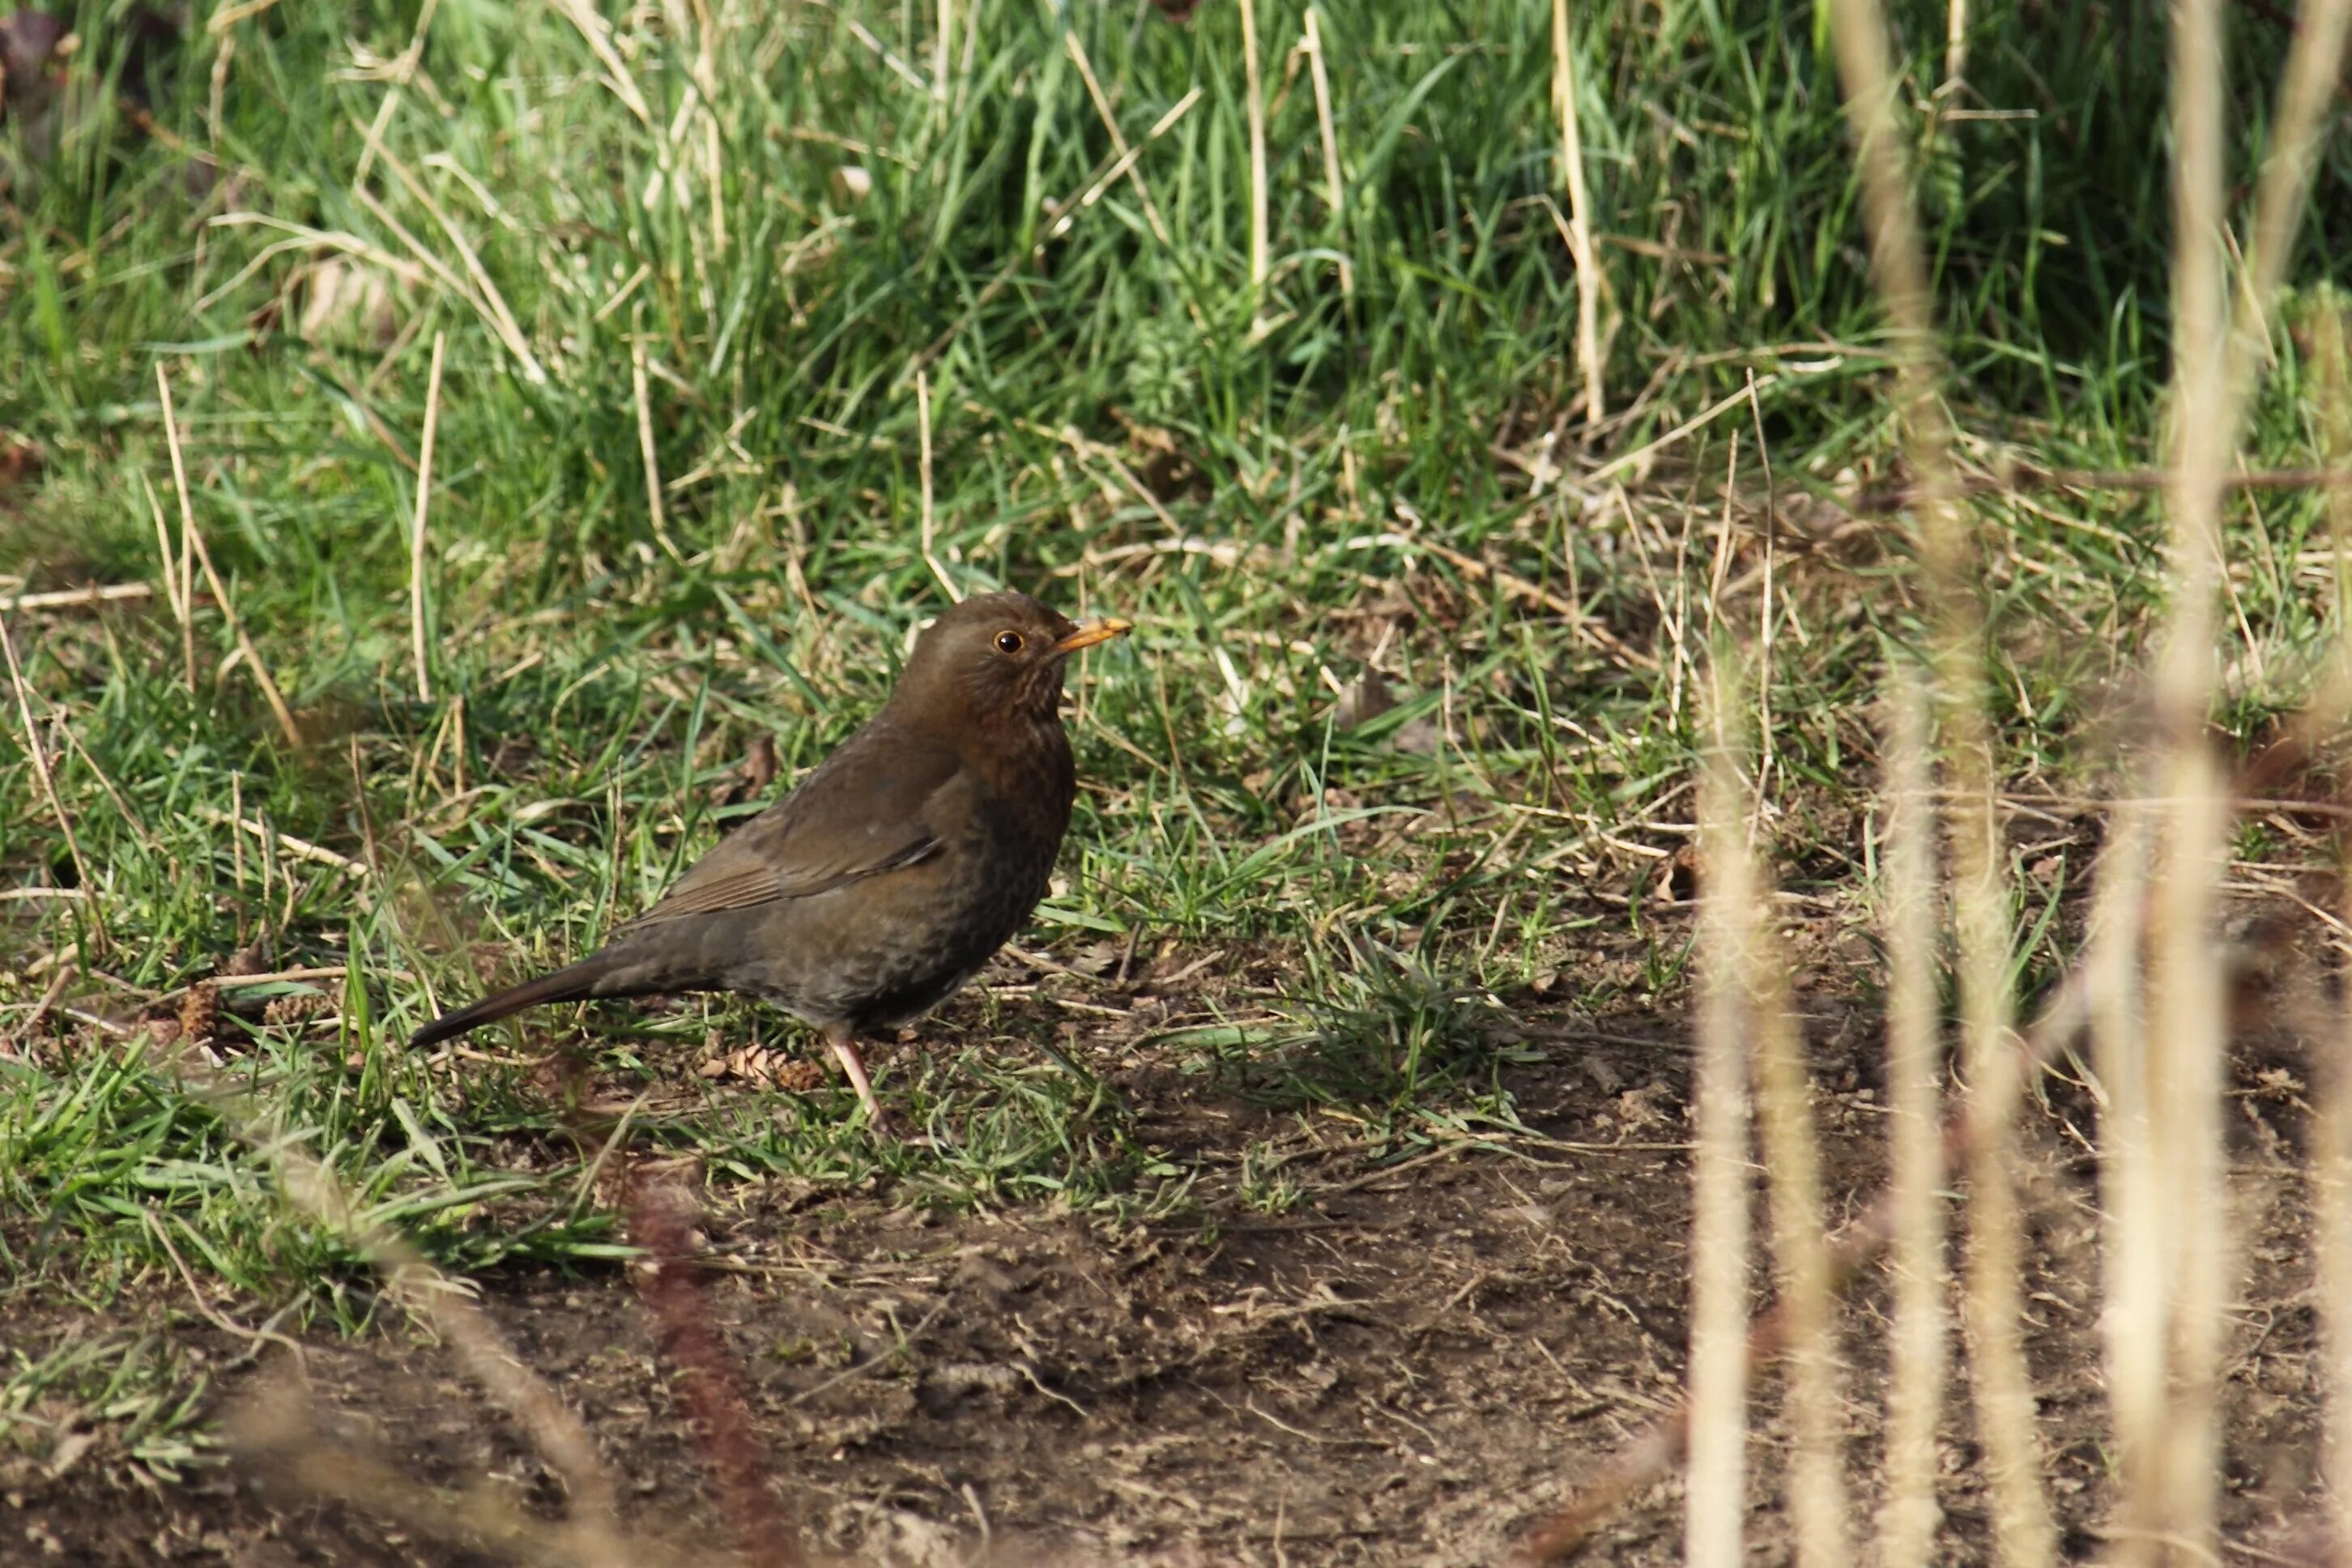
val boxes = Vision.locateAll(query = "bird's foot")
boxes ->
[826,1028,932,1147]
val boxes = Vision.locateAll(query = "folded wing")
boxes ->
[613,719,957,931]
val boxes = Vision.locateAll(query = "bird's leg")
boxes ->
[823,1023,886,1125]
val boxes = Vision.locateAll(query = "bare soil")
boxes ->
[4,936,2341,1566]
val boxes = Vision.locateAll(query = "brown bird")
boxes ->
[409,591,1130,1129]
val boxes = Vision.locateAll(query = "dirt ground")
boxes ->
[5,927,2346,1567]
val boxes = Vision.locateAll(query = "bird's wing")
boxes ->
[613,722,958,931]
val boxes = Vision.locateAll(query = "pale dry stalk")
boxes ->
[1238,0,1268,296]
[1550,0,1604,426]
[917,370,958,603]
[1302,6,1349,294]
[2119,0,2352,1553]
[138,473,194,692]
[1063,30,1174,247]
[2145,751,2231,1564]
[1686,662,1755,1568]
[410,330,445,703]
[168,1052,630,1566]
[2327,850,2352,1567]
[1747,882,1849,1567]
[0,615,102,942]
[157,364,305,749]
[2310,284,2352,1568]
[629,305,684,565]
[2089,799,2162,1568]
[1822,1,2053,1558]
[1877,671,1946,1567]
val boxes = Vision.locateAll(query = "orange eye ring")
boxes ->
[994,630,1025,655]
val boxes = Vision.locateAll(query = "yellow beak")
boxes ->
[1051,617,1132,655]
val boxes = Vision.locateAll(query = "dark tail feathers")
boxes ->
[410,953,630,1050]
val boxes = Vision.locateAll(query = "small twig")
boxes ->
[0,582,154,613]
[192,806,367,879]
[143,1208,309,1368]
[786,1299,952,1408]
[151,965,364,1005]
[17,961,76,1049]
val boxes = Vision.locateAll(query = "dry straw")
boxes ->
[1877,671,1946,1563]
[1238,0,1268,298]
[1686,660,1755,1568]
[1514,0,2352,1562]
[410,330,445,704]
[1821,0,2052,1553]
[1549,0,1604,426]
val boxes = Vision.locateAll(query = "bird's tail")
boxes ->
[408,952,647,1050]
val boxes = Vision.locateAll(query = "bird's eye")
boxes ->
[994,630,1025,655]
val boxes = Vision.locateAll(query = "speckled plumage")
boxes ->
[409,591,1127,1127]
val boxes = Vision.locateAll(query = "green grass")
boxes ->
[2,0,2349,1438]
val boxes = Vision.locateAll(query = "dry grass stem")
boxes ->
[2088,797,2161,1568]
[1822,0,2051,1557]
[190,804,367,879]
[138,471,197,690]
[0,582,155,613]
[547,0,651,124]
[1685,662,1755,1568]
[349,0,442,191]
[1941,0,1968,104]
[917,369,958,603]
[367,144,546,385]
[630,309,684,565]
[1877,671,1946,1566]
[1747,876,1849,1566]
[1238,0,1268,297]
[1956,948,2054,1568]
[2324,849,2352,1564]
[1302,6,1349,294]
[2148,753,2231,1560]
[411,330,445,703]
[0,614,102,944]
[2154,0,2229,742]
[167,1050,631,1565]
[156,365,304,749]
[1550,0,1604,426]
[1063,30,1174,247]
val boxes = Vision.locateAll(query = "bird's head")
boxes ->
[896,590,1130,727]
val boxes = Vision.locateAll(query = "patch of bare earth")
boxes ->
[4,946,2342,1566]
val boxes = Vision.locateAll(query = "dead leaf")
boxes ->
[177,981,220,1048]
